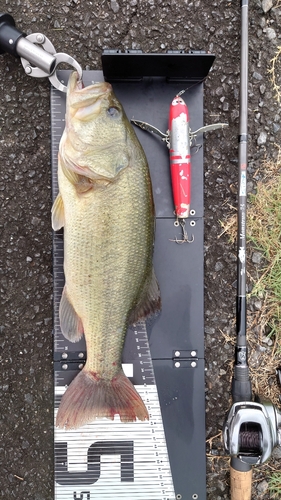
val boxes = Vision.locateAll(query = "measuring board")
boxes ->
[51,53,214,500]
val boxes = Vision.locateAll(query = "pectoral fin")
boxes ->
[59,286,84,342]
[129,268,161,324]
[52,193,65,231]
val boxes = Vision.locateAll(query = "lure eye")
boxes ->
[107,106,120,118]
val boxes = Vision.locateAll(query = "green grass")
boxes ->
[247,167,281,352]
[268,473,281,498]
[219,153,281,402]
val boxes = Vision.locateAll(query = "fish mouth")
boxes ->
[67,71,112,112]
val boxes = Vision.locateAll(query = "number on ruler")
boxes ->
[73,492,90,500]
[55,440,134,485]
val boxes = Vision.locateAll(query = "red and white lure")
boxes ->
[169,94,191,220]
[132,94,227,243]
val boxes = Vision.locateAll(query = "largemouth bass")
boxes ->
[52,72,161,429]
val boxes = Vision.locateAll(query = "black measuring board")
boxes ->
[51,52,213,500]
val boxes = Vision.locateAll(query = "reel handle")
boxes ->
[230,461,252,500]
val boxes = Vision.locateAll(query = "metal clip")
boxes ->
[19,32,83,92]
[131,119,170,146]
[190,123,228,146]
[132,119,228,150]
[48,53,83,92]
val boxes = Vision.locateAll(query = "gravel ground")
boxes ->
[1,1,281,499]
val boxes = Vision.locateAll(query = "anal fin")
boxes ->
[129,267,161,324]
[59,286,84,342]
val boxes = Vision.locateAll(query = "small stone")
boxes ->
[26,256,32,262]
[215,261,224,272]
[39,275,48,285]
[266,27,276,40]
[24,393,33,404]
[21,439,30,449]
[252,251,263,264]
[272,447,281,459]
[253,71,263,81]
[54,20,60,28]
[31,216,41,226]
[110,0,119,12]
[262,0,273,13]
[273,123,280,133]
[205,326,215,335]
[254,300,262,310]
[262,336,268,344]
[257,131,267,145]
[257,479,268,494]
[217,479,226,492]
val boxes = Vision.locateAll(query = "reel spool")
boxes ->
[224,398,281,465]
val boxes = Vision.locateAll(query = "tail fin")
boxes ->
[56,368,149,429]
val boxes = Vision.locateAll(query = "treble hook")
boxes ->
[169,219,194,244]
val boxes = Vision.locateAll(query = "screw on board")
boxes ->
[175,350,181,357]
[191,350,197,357]
[176,494,182,500]
[192,494,199,499]
[191,361,197,368]
[175,361,181,368]
[61,352,68,359]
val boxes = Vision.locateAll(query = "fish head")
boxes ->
[61,71,131,183]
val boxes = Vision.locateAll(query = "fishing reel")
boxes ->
[223,369,281,465]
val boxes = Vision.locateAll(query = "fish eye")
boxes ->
[107,106,120,118]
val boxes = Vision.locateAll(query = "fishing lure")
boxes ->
[132,94,227,243]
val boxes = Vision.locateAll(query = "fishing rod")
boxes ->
[223,1,281,499]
